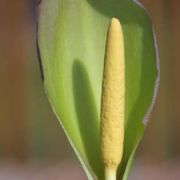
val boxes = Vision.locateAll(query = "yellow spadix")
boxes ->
[100,17,125,180]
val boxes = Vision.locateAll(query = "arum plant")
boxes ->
[37,0,159,180]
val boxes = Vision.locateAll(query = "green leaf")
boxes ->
[38,0,159,179]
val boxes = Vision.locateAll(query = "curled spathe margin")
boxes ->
[133,0,160,125]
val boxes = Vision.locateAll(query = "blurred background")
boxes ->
[0,0,179,179]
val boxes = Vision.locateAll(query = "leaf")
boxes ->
[37,0,159,179]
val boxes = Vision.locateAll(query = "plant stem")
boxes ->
[105,168,116,180]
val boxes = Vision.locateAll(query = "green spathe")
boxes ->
[38,0,158,179]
